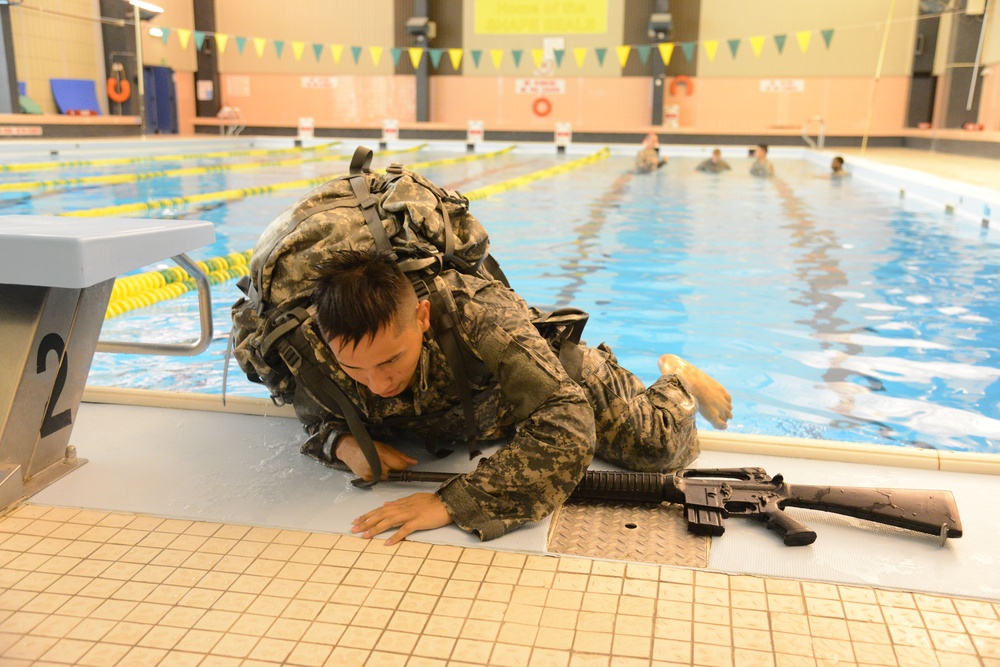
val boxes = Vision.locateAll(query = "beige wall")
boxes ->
[10,0,106,115]
[982,3,1000,65]
[698,0,918,78]
[215,0,397,76]
[140,0,197,72]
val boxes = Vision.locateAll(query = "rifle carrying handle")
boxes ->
[764,506,817,546]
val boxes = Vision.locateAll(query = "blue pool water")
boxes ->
[15,146,997,453]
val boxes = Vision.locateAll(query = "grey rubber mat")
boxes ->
[548,500,710,567]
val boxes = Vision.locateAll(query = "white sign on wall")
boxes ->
[301,76,339,89]
[298,117,314,140]
[196,80,214,101]
[226,76,251,97]
[382,118,399,143]
[515,79,566,95]
[759,79,805,93]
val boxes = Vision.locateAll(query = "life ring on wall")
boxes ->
[669,75,694,97]
[107,76,131,103]
[532,97,552,117]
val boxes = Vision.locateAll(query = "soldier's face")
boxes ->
[330,300,431,398]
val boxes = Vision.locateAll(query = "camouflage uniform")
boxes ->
[294,270,700,541]
[635,146,665,173]
[696,158,732,173]
[750,159,775,177]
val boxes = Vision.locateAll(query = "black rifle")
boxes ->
[387,467,963,546]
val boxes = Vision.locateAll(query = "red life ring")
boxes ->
[107,77,131,103]
[669,75,694,97]
[532,97,552,117]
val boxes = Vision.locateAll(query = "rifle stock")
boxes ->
[386,467,963,546]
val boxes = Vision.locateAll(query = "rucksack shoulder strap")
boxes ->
[348,146,393,255]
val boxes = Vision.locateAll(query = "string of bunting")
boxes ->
[156,28,836,68]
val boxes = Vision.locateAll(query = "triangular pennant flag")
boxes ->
[252,37,266,58]
[448,48,462,69]
[215,33,229,54]
[531,49,544,68]
[703,40,718,62]
[235,36,247,55]
[595,47,607,66]
[573,47,587,67]
[428,48,443,68]
[616,45,631,67]
[512,50,523,67]
[749,35,765,57]
[554,49,566,67]
[795,31,811,53]
[274,40,284,58]
[490,49,503,69]
[194,31,205,51]
[471,50,482,68]
[330,44,344,64]
[636,46,650,65]
[821,29,834,48]
[292,41,305,61]
[391,47,403,66]
[408,47,423,68]
[350,46,362,64]
[774,34,786,54]
[680,42,695,62]
[312,43,323,61]
[160,27,170,45]
[177,29,191,50]
[658,42,674,65]
[727,38,740,58]
[370,46,383,67]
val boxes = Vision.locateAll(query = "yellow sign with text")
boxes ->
[475,0,608,35]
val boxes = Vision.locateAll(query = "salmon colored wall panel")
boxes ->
[174,70,195,135]
[662,77,910,135]
[220,74,416,126]
[430,76,650,130]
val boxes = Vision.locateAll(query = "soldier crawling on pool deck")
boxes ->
[298,249,733,545]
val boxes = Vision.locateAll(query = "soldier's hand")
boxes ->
[335,436,418,481]
[352,493,453,545]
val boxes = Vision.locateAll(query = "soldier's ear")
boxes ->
[415,299,431,333]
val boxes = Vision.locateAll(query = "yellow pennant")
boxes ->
[531,49,544,68]
[796,30,811,53]
[573,47,587,67]
[330,44,344,64]
[703,40,719,62]
[750,35,765,57]
[177,29,191,50]
[658,42,674,65]
[490,49,503,69]
[408,47,423,68]
[370,46,383,67]
[616,45,631,68]
[448,48,463,69]
[252,37,267,58]
[291,41,305,61]
[215,33,229,54]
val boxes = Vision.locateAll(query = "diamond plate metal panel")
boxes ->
[547,501,710,568]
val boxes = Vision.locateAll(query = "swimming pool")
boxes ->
[18,142,997,454]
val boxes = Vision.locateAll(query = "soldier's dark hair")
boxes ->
[757,144,769,154]
[312,249,418,348]
[833,156,845,167]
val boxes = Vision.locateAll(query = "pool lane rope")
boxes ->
[0,141,339,174]
[63,144,429,219]
[102,146,605,320]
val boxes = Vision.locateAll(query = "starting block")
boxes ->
[0,216,214,509]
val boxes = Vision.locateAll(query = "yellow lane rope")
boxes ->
[102,146,602,320]
[0,141,339,174]
[63,145,428,219]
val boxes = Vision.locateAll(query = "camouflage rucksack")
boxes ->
[230,146,586,485]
